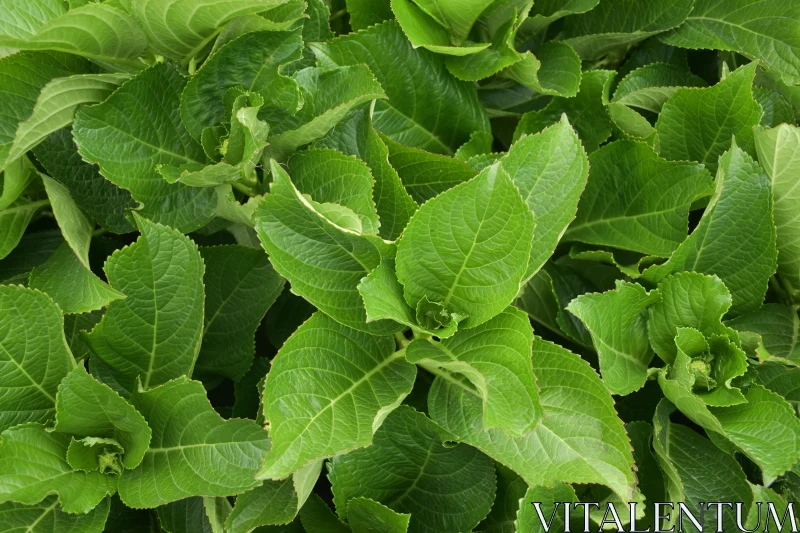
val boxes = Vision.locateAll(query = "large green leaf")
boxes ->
[54,366,151,471]
[255,161,399,334]
[0,1,147,67]
[383,136,477,204]
[311,21,490,155]
[500,116,589,280]
[85,215,205,394]
[33,129,136,234]
[642,143,777,317]
[0,423,116,514]
[661,0,800,85]
[315,108,418,240]
[559,0,693,60]
[29,243,125,314]
[0,495,109,533]
[754,124,800,297]
[395,164,534,329]
[118,377,271,508]
[180,30,303,141]
[655,62,763,173]
[564,140,713,257]
[405,307,542,436]
[328,406,496,533]
[257,312,416,480]
[131,0,287,61]
[567,281,661,395]
[0,285,75,432]
[73,62,216,233]
[195,245,283,383]
[429,337,637,502]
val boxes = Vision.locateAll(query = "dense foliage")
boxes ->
[0,0,799,531]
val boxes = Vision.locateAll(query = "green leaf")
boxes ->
[428,337,637,502]
[0,1,147,67]
[117,377,271,508]
[515,482,579,533]
[226,460,321,532]
[40,175,92,266]
[612,63,707,113]
[515,70,615,152]
[0,423,116,513]
[405,307,542,436]
[358,257,459,337]
[180,30,303,142]
[287,149,380,235]
[503,42,583,98]
[642,143,777,317]
[754,124,800,297]
[347,498,410,533]
[655,62,763,173]
[54,366,150,471]
[6,73,128,167]
[727,304,800,363]
[267,66,386,160]
[0,285,75,432]
[501,116,589,280]
[564,140,713,257]
[754,86,796,127]
[395,164,534,329]
[383,136,477,204]
[711,384,800,485]
[29,243,125,314]
[0,197,48,260]
[525,0,599,35]
[345,0,393,31]
[195,245,284,383]
[652,403,753,532]
[73,62,217,233]
[567,281,661,395]
[329,406,496,533]
[514,263,596,347]
[257,312,416,480]
[0,495,109,533]
[0,51,89,169]
[33,129,136,234]
[300,493,351,533]
[661,0,800,85]
[755,362,800,408]
[131,0,287,61]
[558,0,692,60]
[64,310,103,362]
[315,108,417,240]
[255,161,399,334]
[391,0,492,56]
[475,464,527,533]
[647,272,734,364]
[85,215,205,393]
[157,497,215,533]
[311,21,490,155]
